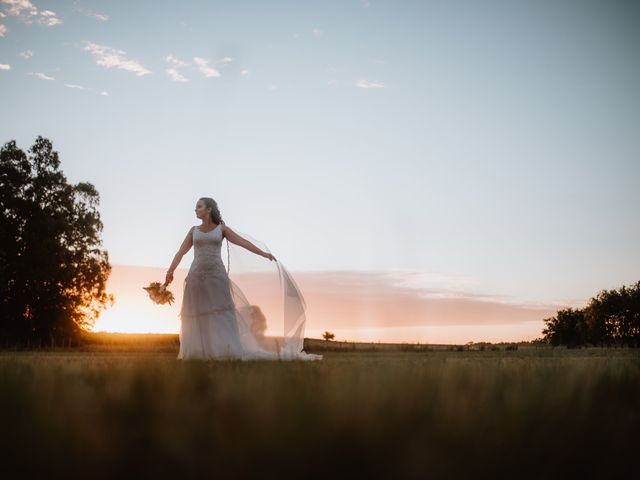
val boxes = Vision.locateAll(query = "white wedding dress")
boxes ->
[177,224,323,361]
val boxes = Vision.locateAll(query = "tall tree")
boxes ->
[0,136,114,347]
[542,280,640,347]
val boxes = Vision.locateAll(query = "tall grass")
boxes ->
[0,348,637,479]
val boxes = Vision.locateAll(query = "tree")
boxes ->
[322,331,335,341]
[542,280,640,347]
[0,136,114,347]
[542,307,586,347]
[584,281,640,347]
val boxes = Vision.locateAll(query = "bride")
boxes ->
[164,197,322,362]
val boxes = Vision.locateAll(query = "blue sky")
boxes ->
[2,0,639,324]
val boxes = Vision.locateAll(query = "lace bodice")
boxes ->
[193,224,223,257]
[188,224,226,278]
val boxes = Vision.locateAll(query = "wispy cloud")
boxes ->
[100,91,109,96]
[18,49,33,58]
[70,3,108,22]
[193,57,220,78]
[0,23,6,36]
[312,27,324,38]
[240,69,249,76]
[166,54,187,67]
[64,83,85,89]
[82,40,151,77]
[0,1,62,26]
[87,11,109,22]
[166,67,188,82]
[0,63,10,70]
[29,71,55,81]
[355,79,385,89]
[165,54,189,82]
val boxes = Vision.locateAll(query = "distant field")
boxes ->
[32,331,533,353]
[0,340,637,478]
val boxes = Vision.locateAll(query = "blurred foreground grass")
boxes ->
[0,348,637,479]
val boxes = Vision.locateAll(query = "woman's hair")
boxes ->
[199,197,225,225]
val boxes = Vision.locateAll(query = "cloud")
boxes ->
[193,57,220,78]
[289,270,559,339]
[312,27,324,38]
[0,23,6,36]
[355,79,385,89]
[70,3,108,22]
[0,1,62,26]
[240,69,249,76]
[30,71,54,80]
[87,11,109,22]
[34,11,61,26]
[166,67,188,82]
[219,56,232,64]
[64,83,85,89]
[1,0,37,17]
[0,63,10,70]
[18,49,32,58]
[165,54,187,67]
[164,55,189,82]
[328,79,337,86]
[100,91,109,96]
[83,40,151,76]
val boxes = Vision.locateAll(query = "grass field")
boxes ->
[0,343,637,479]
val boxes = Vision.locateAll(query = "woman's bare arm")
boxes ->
[166,227,194,283]
[223,224,275,260]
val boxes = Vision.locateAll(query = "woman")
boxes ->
[165,197,322,361]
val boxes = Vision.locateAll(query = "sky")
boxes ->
[1,0,639,343]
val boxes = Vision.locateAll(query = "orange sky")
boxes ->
[92,264,570,344]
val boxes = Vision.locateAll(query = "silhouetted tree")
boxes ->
[584,281,640,347]
[0,136,114,347]
[542,307,586,347]
[542,280,640,347]
[322,331,335,341]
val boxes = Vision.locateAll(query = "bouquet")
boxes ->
[143,281,176,305]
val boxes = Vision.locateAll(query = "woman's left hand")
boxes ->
[263,252,276,262]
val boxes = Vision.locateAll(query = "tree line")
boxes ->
[542,280,640,347]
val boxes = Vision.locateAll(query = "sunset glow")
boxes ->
[93,264,568,344]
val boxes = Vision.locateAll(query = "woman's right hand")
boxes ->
[165,271,174,286]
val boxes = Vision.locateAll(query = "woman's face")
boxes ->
[194,201,209,219]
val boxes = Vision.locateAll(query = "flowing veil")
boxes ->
[221,224,322,361]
